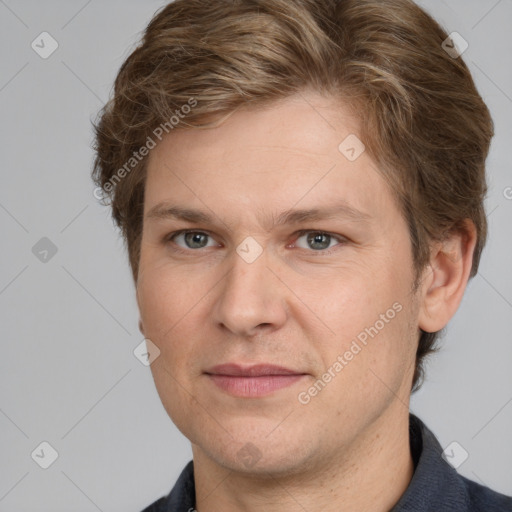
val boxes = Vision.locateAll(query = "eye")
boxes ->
[164,229,347,255]
[166,230,218,251]
[292,230,346,255]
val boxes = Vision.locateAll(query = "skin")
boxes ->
[136,90,476,512]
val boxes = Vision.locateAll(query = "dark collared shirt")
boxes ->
[142,414,512,511]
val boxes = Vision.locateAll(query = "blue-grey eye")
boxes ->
[173,231,215,249]
[295,231,340,252]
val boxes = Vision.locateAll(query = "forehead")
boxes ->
[144,92,399,232]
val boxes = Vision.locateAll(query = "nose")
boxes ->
[211,246,288,338]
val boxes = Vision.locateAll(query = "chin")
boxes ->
[194,422,320,478]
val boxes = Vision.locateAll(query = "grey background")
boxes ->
[0,1,511,510]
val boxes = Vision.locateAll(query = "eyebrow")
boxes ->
[145,200,372,230]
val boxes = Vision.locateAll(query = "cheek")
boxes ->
[149,357,204,443]
[137,263,203,430]
[137,259,196,339]
[313,268,415,394]
[136,258,209,376]
[307,304,415,429]
[310,263,393,340]
[360,300,417,396]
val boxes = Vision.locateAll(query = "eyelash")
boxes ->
[164,229,347,256]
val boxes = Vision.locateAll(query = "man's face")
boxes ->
[136,91,422,475]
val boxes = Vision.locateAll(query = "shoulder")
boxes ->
[394,415,512,512]
[140,497,168,512]
[139,460,196,512]
[461,475,512,511]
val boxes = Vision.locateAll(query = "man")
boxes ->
[92,0,512,510]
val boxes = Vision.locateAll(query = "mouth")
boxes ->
[204,363,308,398]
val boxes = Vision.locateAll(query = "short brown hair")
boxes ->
[92,0,494,391]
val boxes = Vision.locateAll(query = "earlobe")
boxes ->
[138,319,145,336]
[418,220,477,333]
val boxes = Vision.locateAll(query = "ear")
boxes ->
[138,319,145,336]
[418,220,477,333]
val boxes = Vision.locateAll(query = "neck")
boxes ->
[192,403,414,512]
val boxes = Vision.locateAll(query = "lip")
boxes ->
[204,363,308,398]
[205,363,303,377]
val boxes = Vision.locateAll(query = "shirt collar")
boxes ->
[391,413,470,510]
